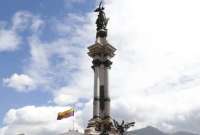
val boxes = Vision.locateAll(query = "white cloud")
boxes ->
[30,18,44,33]
[53,93,78,106]
[0,106,83,135]
[0,29,21,52]
[12,11,44,32]
[3,73,35,92]
[105,0,200,132]
[26,36,84,90]
[0,11,44,52]
[23,13,94,92]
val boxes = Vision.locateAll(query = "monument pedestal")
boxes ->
[84,117,119,135]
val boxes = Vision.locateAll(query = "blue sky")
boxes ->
[0,0,95,128]
[1,0,200,134]
[0,0,93,20]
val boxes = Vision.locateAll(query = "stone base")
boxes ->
[84,128,119,135]
[84,117,119,135]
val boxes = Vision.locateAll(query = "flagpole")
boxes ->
[73,112,75,131]
[73,105,75,131]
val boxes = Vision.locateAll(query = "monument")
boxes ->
[84,2,118,135]
[84,2,135,135]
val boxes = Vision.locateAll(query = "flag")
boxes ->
[57,108,74,120]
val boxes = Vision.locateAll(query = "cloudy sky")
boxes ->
[1,0,200,134]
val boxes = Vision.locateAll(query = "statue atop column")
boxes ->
[94,1,109,37]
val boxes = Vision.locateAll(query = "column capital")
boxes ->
[103,60,112,68]
[92,59,102,67]
[92,59,113,68]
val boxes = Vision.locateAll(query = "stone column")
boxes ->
[104,59,112,118]
[99,63,105,118]
[93,66,100,118]
[104,64,110,118]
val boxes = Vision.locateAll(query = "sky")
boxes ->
[1,0,200,134]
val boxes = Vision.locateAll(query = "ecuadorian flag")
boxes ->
[57,108,74,120]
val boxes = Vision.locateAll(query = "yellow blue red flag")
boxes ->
[57,108,74,120]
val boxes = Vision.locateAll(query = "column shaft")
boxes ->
[93,66,100,118]
[104,67,110,117]
[99,64,105,118]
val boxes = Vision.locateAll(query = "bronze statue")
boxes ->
[113,120,135,135]
[94,1,109,37]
